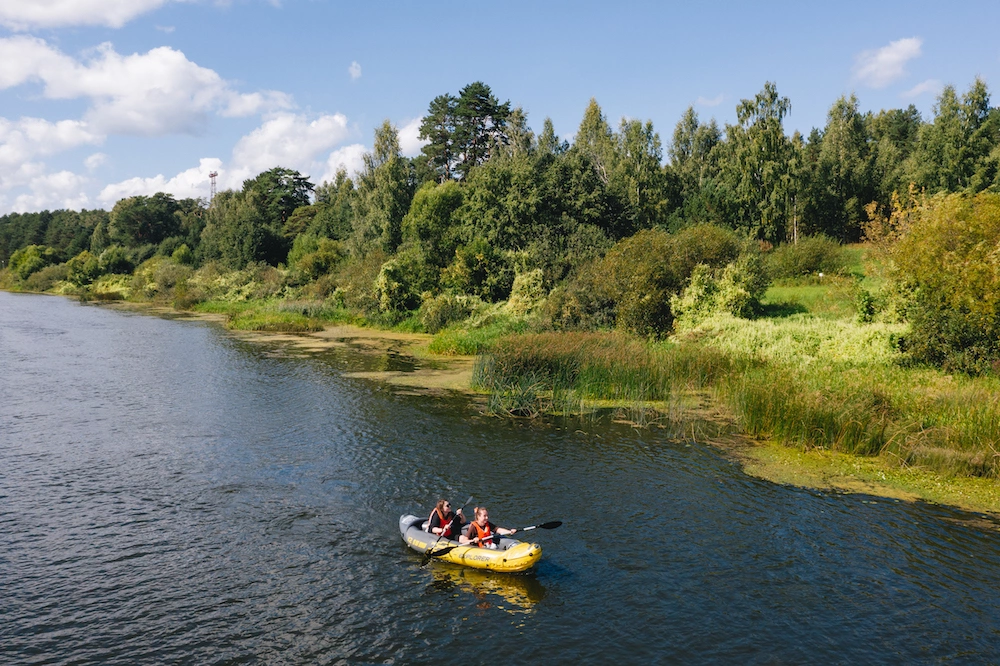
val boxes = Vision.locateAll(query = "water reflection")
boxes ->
[427,566,547,613]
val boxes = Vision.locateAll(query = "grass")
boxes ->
[472,261,1000,484]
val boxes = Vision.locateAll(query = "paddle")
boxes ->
[419,495,473,567]
[424,521,562,561]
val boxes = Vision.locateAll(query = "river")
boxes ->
[2,291,1000,664]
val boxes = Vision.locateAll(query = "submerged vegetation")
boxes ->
[4,79,1000,495]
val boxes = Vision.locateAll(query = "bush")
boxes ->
[505,269,546,316]
[23,262,69,291]
[441,238,514,302]
[66,251,102,287]
[602,225,742,337]
[766,235,848,279]
[9,245,59,280]
[890,192,1000,375]
[672,251,770,325]
[172,243,194,265]
[99,245,134,274]
[420,293,480,333]
[373,246,437,313]
[291,236,345,281]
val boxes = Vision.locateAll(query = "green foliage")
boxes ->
[9,244,59,280]
[352,121,414,256]
[419,293,480,334]
[766,235,850,279]
[66,250,102,286]
[601,225,743,336]
[721,82,793,243]
[311,169,356,240]
[172,243,194,265]
[373,246,437,313]
[23,262,69,292]
[243,167,314,230]
[98,245,134,274]
[505,269,546,316]
[108,193,182,247]
[890,192,1000,374]
[289,235,345,281]
[441,237,513,302]
[402,180,463,267]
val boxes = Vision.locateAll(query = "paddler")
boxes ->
[459,506,517,549]
[427,499,465,540]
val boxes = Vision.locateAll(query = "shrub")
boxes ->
[99,245,134,274]
[420,293,480,333]
[23,262,69,291]
[766,235,848,279]
[505,269,546,316]
[9,245,59,280]
[335,250,387,314]
[66,251,102,286]
[373,246,437,313]
[441,237,514,302]
[889,192,1000,375]
[171,243,194,265]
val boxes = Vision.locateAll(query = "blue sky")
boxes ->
[1,0,998,214]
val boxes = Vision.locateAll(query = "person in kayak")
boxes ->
[459,506,517,549]
[427,499,464,540]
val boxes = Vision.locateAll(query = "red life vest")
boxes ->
[469,521,493,548]
[429,507,453,538]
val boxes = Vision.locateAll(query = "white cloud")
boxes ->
[397,117,426,157]
[349,61,362,81]
[228,112,351,185]
[0,117,104,174]
[902,78,943,99]
[98,157,221,205]
[696,94,724,107]
[319,144,366,183]
[0,0,177,30]
[853,37,922,89]
[0,37,292,136]
[85,152,109,170]
[12,170,92,213]
[156,25,176,33]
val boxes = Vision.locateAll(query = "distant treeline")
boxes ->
[3,79,1000,371]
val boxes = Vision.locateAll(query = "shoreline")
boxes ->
[75,298,1000,522]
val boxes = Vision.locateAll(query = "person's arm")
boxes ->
[428,513,444,535]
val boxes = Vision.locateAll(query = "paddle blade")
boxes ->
[522,521,562,531]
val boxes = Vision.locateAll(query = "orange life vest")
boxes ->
[429,507,453,538]
[469,521,493,548]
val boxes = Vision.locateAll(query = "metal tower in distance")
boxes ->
[209,171,218,203]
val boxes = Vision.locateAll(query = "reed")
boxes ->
[224,308,324,333]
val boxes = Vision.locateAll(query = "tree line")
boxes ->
[3,79,1000,369]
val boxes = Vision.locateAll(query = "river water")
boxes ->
[3,291,1000,664]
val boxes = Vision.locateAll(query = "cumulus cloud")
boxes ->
[228,112,351,185]
[853,37,922,89]
[902,79,943,99]
[0,37,291,136]
[12,170,92,213]
[98,157,221,205]
[397,117,426,157]
[696,94,724,107]
[0,0,176,30]
[349,61,362,81]
[0,117,104,174]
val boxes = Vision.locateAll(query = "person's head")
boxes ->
[436,499,452,514]
[474,506,489,524]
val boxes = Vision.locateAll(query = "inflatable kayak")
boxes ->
[399,514,543,573]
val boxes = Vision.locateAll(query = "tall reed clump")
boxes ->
[473,331,746,415]
[721,364,1000,478]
